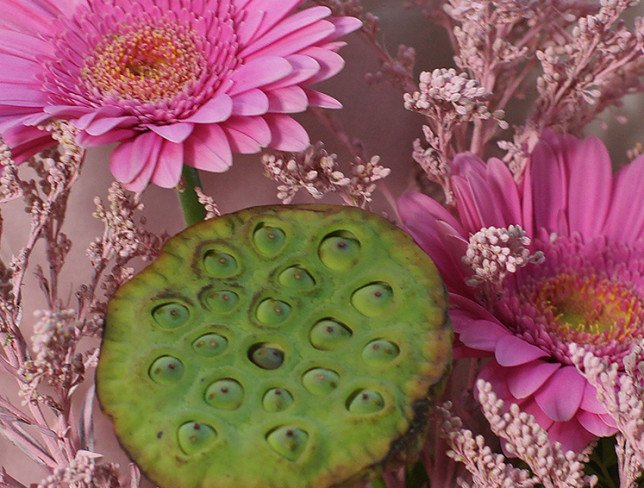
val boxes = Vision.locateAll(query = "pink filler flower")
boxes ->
[399,132,643,452]
[0,0,360,190]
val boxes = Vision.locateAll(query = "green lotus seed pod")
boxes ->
[263,388,294,412]
[192,334,228,357]
[177,422,217,455]
[278,266,315,289]
[362,339,400,365]
[266,426,309,461]
[203,251,238,278]
[310,320,352,350]
[348,390,385,414]
[351,282,394,317]
[203,290,239,313]
[149,356,184,384]
[205,379,244,410]
[253,226,286,256]
[302,368,339,395]
[152,303,190,329]
[249,344,284,370]
[318,233,361,271]
[256,298,291,325]
[97,204,451,488]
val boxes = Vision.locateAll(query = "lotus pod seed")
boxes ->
[266,426,309,461]
[152,303,189,329]
[249,343,285,370]
[256,298,291,325]
[205,379,244,410]
[253,225,286,256]
[310,320,352,350]
[177,422,217,455]
[302,368,340,395]
[263,388,294,412]
[348,390,385,414]
[204,290,239,313]
[362,339,400,365]
[203,251,238,278]
[149,356,184,384]
[351,282,394,317]
[98,204,452,488]
[278,266,315,289]
[192,334,228,357]
[318,232,361,271]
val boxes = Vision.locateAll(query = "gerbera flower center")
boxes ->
[82,22,204,102]
[494,235,643,364]
[528,273,642,345]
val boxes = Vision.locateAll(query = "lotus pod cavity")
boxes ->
[97,204,451,488]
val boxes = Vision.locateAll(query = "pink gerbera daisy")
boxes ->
[398,131,643,452]
[0,0,360,190]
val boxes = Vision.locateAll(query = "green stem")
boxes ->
[176,165,207,227]
[371,477,387,488]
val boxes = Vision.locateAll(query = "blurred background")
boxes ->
[1,1,642,484]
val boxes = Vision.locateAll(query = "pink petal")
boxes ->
[245,20,336,60]
[267,86,308,113]
[485,158,522,226]
[109,132,160,184]
[456,318,510,352]
[184,94,233,123]
[0,84,47,103]
[305,89,342,109]
[301,46,344,84]
[125,138,163,192]
[449,294,502,324]
[264,114,309,151]
[2,125,53,164]
[327,16,362,38]
[603,155,644,242]
[223,116,271,154]
[229,57,292,95]
[151,141,183,189]
[237,0,303,42]
[85,116,138,136]
[529,137,568,235]
[398,192,465,234]
[231,89,269,116]
[74,107,122,130]
[566,136,611,237]
[44,105,92,118]
[547,418,595,452]
[241,6,331,58]
[577,411,617,437]
[0,30,52,60]
[236,8,265,45]
[495,336,548,367]
[148,123,194,144]
[184,125,232,172]
[580,383,606,414]
[77,129,137,148]
[267,54,320,89]
[397,193,470,295]
[520,398,555,431]
[535,366,585,422]
[506,362,560,399]
[478,361,512,400]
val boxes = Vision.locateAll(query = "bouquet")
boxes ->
[0,0,641,487]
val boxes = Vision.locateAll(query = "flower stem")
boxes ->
[371,477,387,488]
[176,165,207,227]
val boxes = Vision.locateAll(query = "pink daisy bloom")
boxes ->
[0,0,360,190]
[398,131,643,452]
